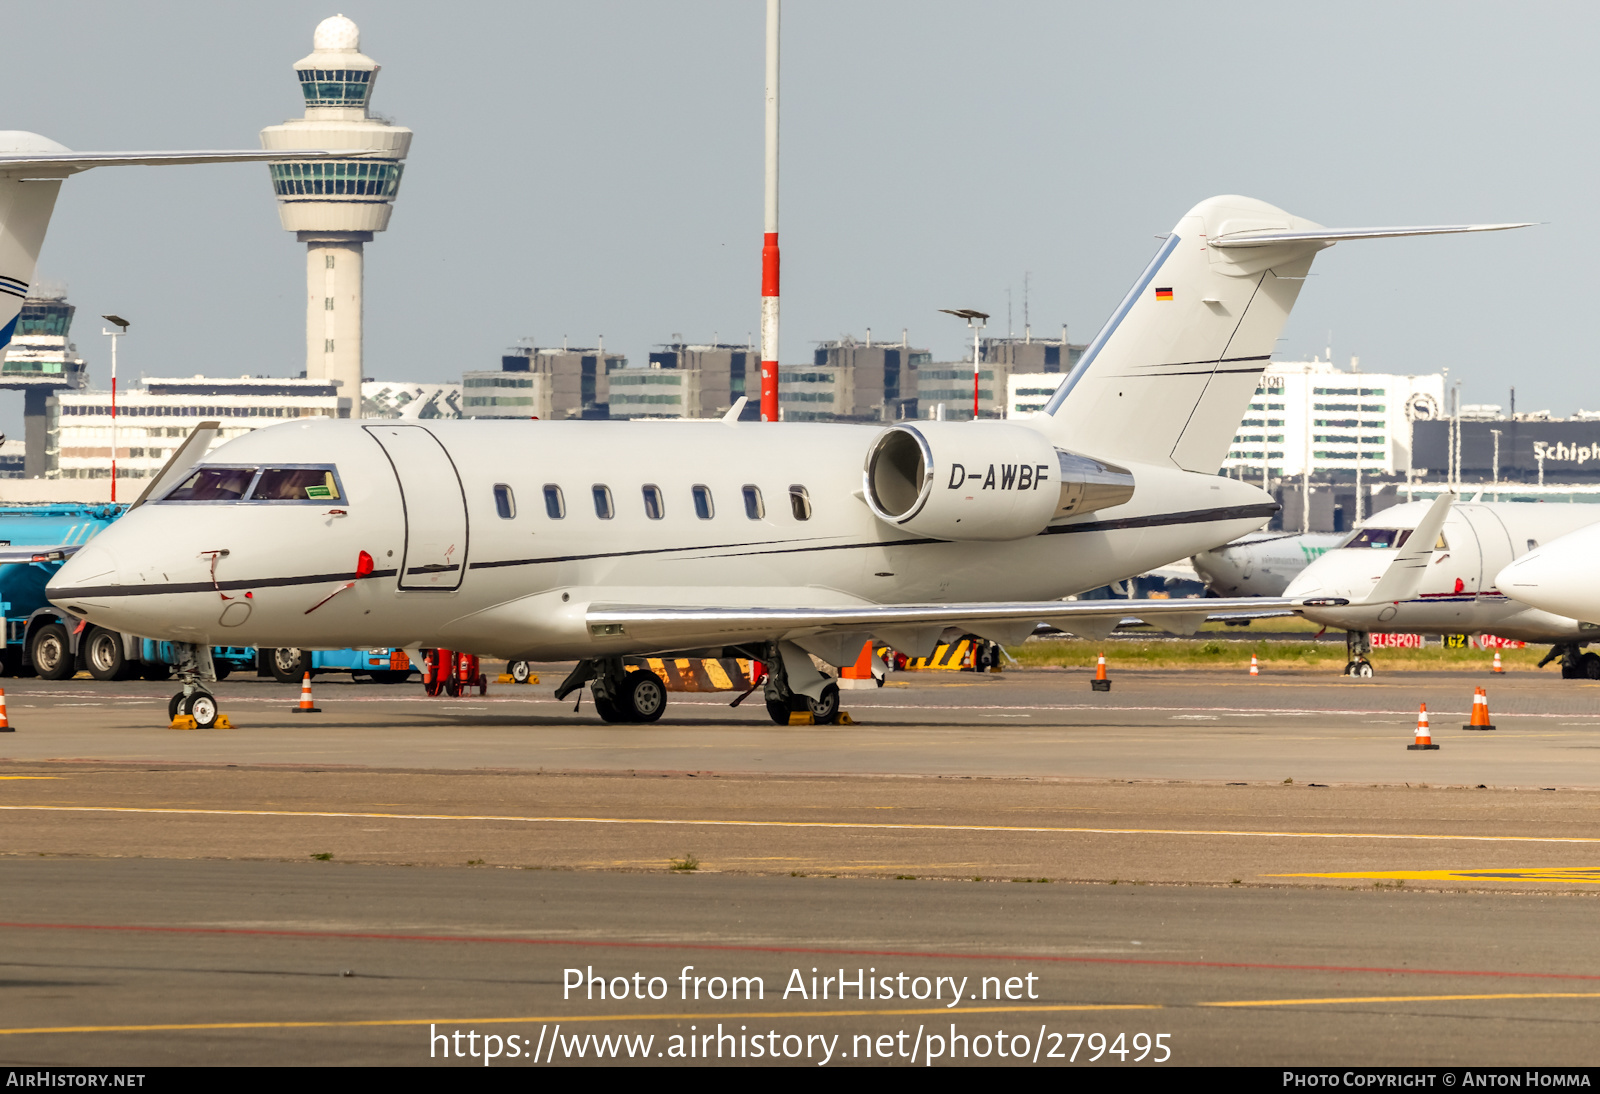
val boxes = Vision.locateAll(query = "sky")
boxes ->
[1,1,1593,438]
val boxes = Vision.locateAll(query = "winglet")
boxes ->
[129,421,222,509]
[1362,492,1455,605]
[722,396,748,424]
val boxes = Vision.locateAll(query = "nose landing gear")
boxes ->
[1342,629,1374,677]
[167,643,225,729]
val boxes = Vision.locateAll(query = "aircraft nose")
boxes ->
[1497,544,1568,613]
[45,543,119,598]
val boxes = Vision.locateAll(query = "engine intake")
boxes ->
[863,423,1134,541]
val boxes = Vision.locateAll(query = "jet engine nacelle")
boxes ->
[862,422,1135,541]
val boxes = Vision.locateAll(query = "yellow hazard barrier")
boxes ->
[896,638,999,672]
[632,657,756,693]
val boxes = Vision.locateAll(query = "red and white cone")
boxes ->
[1249,654,1260,677]
[1492,650,1504,674]
[292,672,322,714]
[1091,652,1111,691]
[1408,702,1439,749]
[0,687,11,732]
[1463,686,1497,731]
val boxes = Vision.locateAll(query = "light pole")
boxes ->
[939,308,989,419]
[101,315,129,503]
[1490,428,1502,497]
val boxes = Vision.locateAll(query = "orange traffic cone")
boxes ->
[292,672,322,714]
[1408,702,1439,750]
[1463,686,1496,731]
[1492,650,1504,674]
[0,687,11,732]
[1249,654,1260,677]
[1091,652,1111,692]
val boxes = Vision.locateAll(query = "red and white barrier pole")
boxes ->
[759,0,781,422]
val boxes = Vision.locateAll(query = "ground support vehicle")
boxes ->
[260,646,418,685]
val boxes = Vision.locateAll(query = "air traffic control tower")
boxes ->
[260,15,410,416]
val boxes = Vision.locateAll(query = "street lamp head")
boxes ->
[102,315,129,331]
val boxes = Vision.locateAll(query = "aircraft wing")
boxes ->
[0,544,81,564]
[0,150,379,177]
[587,594,1344,655]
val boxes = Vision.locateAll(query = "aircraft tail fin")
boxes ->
[1033,195,1528,474]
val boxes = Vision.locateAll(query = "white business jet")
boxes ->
[1284,497,1600,676]
[45,196,1529,728]
[1191,530,1346,598]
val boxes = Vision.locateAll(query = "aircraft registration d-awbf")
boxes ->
[45,196,1529,728]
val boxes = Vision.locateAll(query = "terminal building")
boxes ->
[779,334,929,423]
[462,342,626,420]
[1222,358,1444,480]
[619,342,758,420]
[47,376,341,481]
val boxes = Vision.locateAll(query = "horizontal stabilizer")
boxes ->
[1209,223,1533,249]
[0,149,378,177]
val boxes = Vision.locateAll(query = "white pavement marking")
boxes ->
[3,804,1600,844]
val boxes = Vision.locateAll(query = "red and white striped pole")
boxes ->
[759,0,780,422]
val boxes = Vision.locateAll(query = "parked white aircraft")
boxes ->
[45,195,1528,727]
[1283,497,1600,677]
[1191,530,1345,598]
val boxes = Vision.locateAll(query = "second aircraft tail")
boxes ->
[1033,195,1528,474]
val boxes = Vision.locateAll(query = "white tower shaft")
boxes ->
[306,240,364,400]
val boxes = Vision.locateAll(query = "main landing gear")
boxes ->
[1343,630,1374,677]
[1541,644,1600,680]
[760,642,840,726]
[166,642,222,728]
[555,659,668,724]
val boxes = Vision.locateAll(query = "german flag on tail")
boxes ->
[1154,287,1174,301]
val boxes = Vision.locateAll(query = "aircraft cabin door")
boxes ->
[363,425,469,591]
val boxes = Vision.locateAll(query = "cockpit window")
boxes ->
[250,468,341,502]
[1341,527,1448,550]
[164,467,257,501]
[1343,527,1412,550]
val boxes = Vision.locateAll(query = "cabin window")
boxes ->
[742,485,764,520]
[692,484,714,520]
[543,484,565,519]
[593,484,614,520]
[250,468,341,502]
[164,466,258,502]
[493,484,516,519]
[788,484,812,521]
[642,484,665,520]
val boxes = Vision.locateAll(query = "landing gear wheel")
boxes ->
[1582,653,1600,680]
[29,622,74,681]
[269,648,313,685]
[622,670,667,723]
[592,686,627,723]
[84,628,126,681]
[183,691,219,729]
[766,697,793,725]
[1343,660,1374,678]
[509,660,532,684]
[168,692,183,723]
[806,682,841,725]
